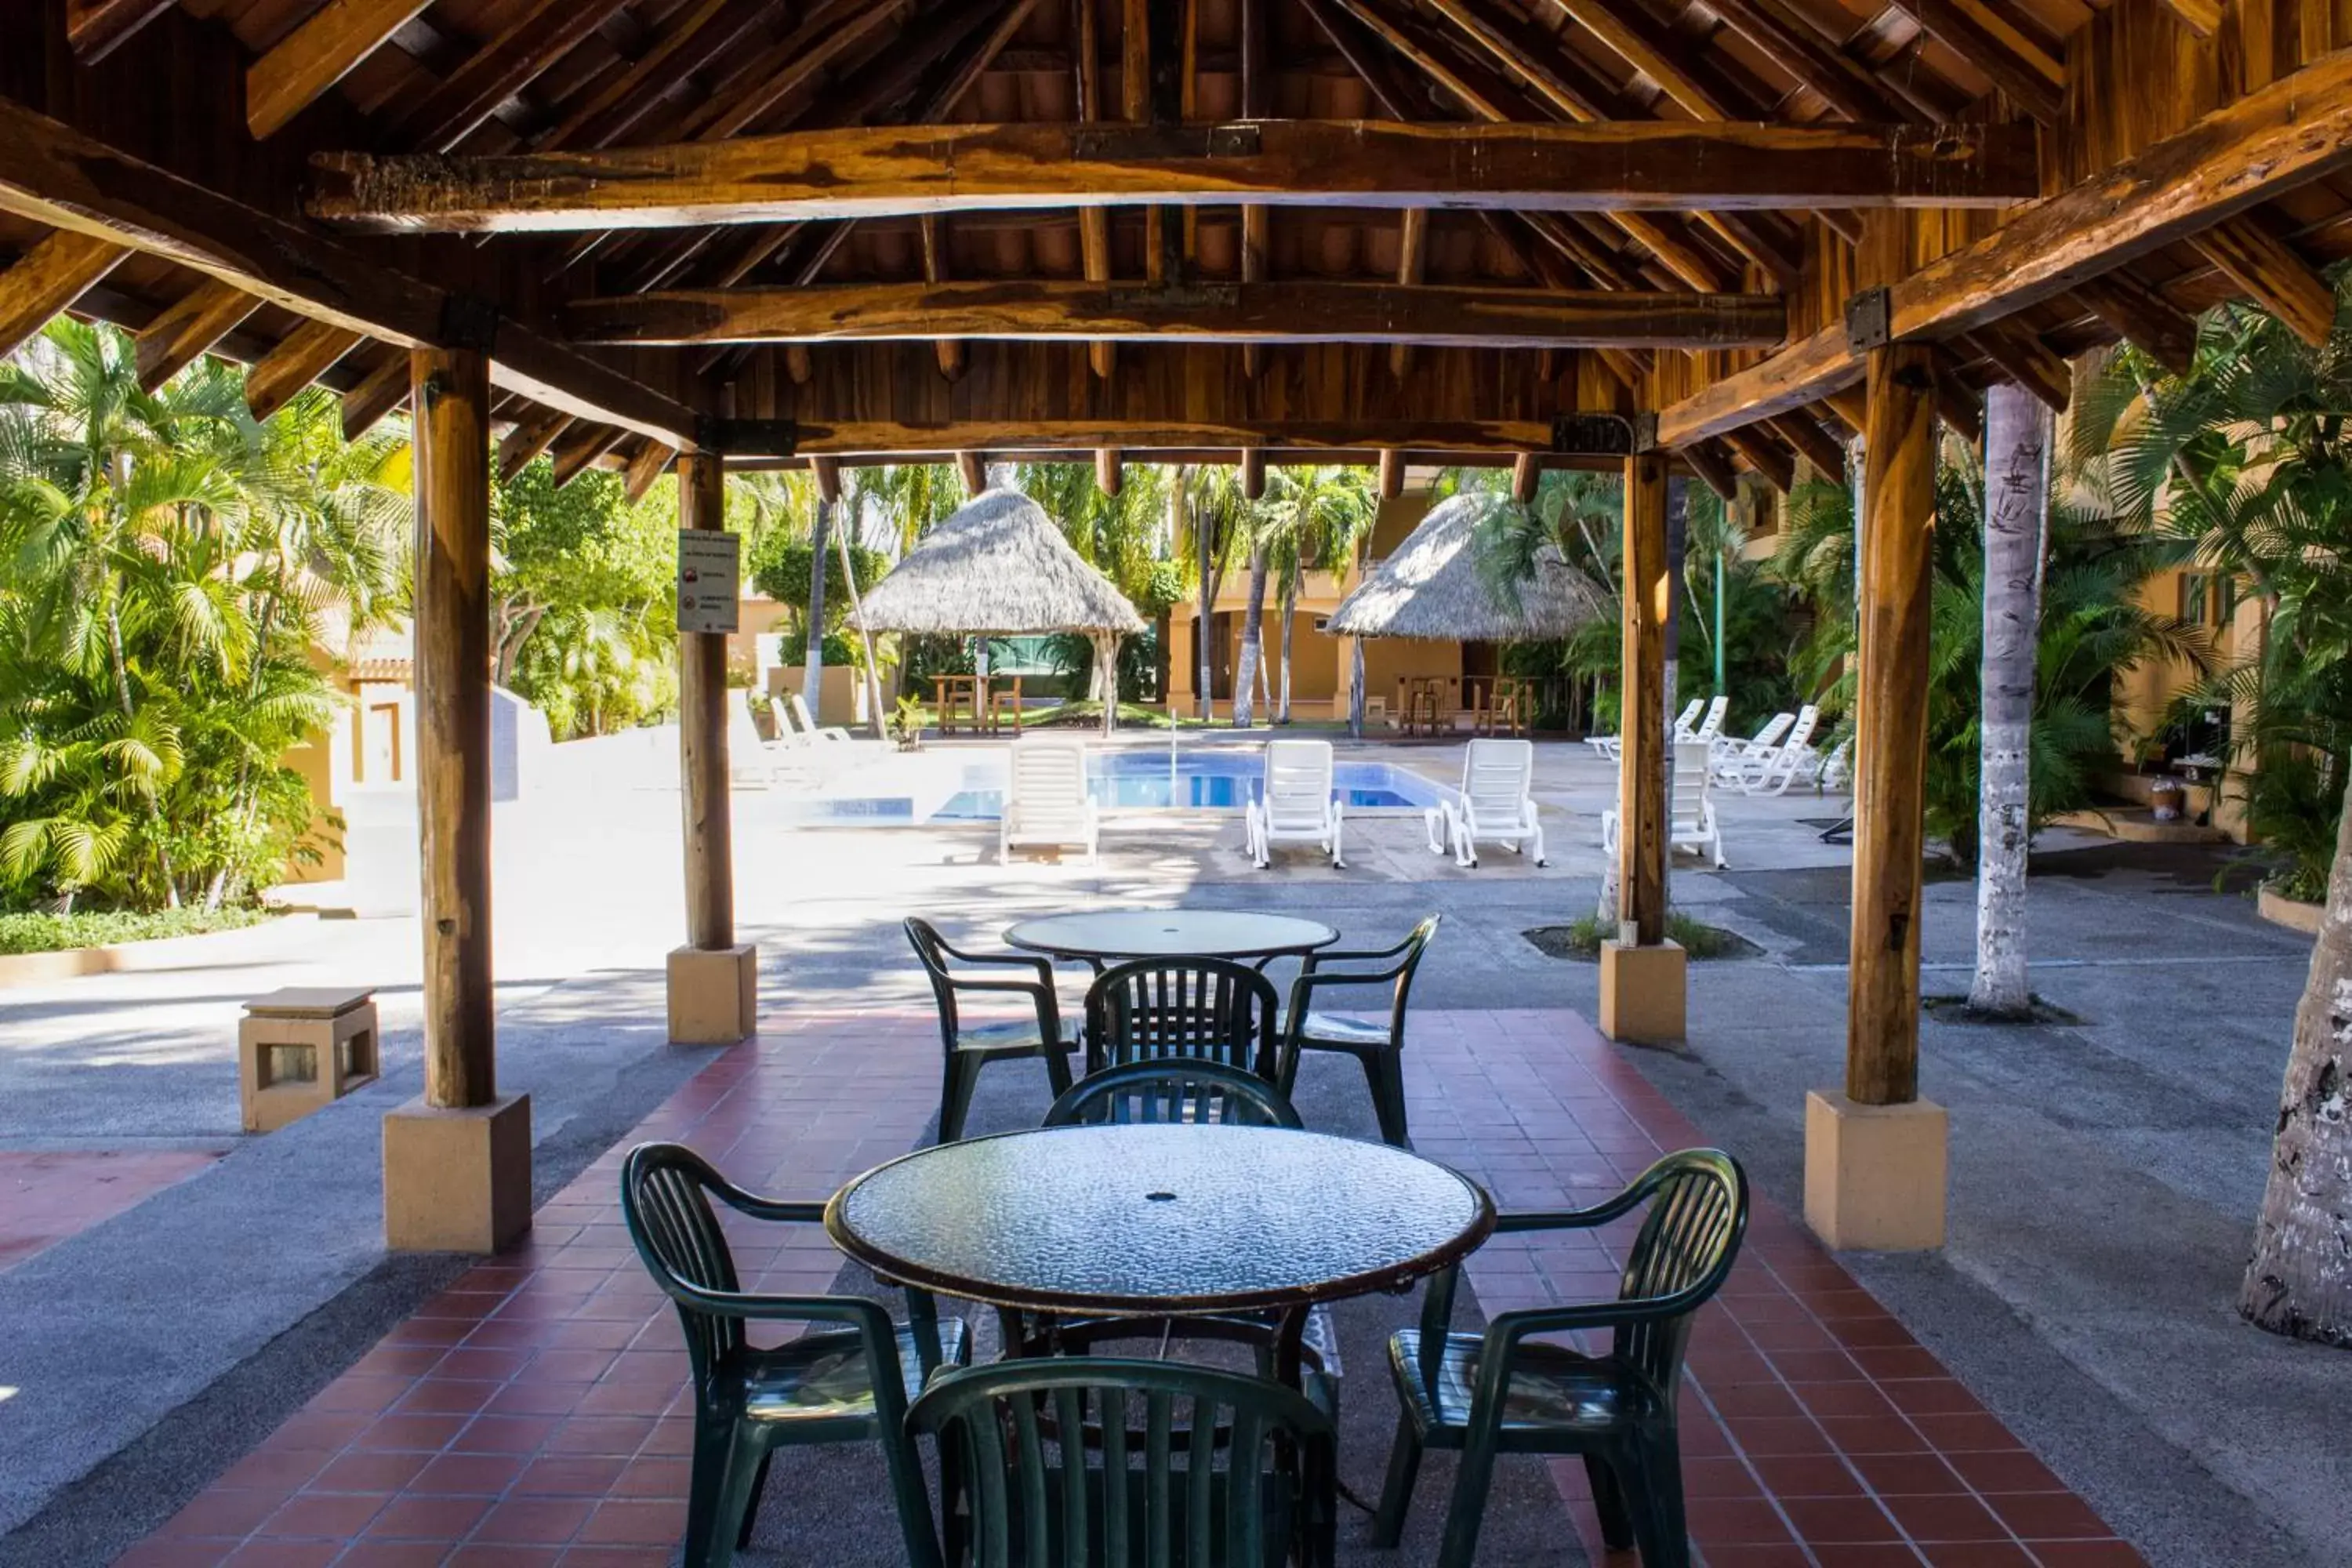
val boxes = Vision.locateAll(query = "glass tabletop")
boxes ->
[1004,909,1339,962]
[825,1124,1494,1316]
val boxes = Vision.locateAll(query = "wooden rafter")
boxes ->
[1895,0,2064,126]
[498,407,575,481]
[341,350,411,440]
[623,438,679,503]
[247,0,434,140]
[65,0,176,64]
[135,278,263,392]
[397,0,637,153]
[0,98,699,444]
[550,422,628,487]
[247,320,362,421]
[2071,274,2198,378]
[2188,216,2338,347]
[565,279,1789,347]
[307,121,2042,232]
[0,229,129,361]
[1657,49,2352,447]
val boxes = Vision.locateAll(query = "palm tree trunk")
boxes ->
[1276,589,1295,724]
[1969,383,2049,1016]
[1193,487,1215,721]
[831,511,887,737]
[108,599,180,908]
[2241,759,2352,1345]
[1349,640,1366,738]
[1233,547,1268,728]
[804,496,830,710]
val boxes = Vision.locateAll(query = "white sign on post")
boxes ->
[677,530,741,635]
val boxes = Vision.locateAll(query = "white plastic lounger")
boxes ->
[1245,739,1344,869]
[1000,738,1098,866]
[1737,704,1820,796]
[1686,694,1730,743]
[1817,736,1853,793]
[1711,711,1793,785]
[1433,737,1546,869]
[786,691,855,744]
[1602,739,1726,869]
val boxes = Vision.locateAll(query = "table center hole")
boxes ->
[1145,1191,1178,1203]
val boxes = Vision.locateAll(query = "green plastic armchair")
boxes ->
[621,1142,969,1568]
[1083,956,1285,1083]
[1044,1059,1303,1129]
[1370,1149,1749,1568]
[1280,915,1440,1145]
[909,1356,1338,1568]
[906,916,1079,1142]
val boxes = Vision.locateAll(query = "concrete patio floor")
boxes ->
[0,735,2339,1567]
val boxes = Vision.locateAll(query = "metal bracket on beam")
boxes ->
[1549,412,1655,456]
[1844,287,1892,355]
[437,294,501,354]
[691,417,798,457]
[1071,124,1261,160]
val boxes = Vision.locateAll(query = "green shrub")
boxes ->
[0,906,272,956]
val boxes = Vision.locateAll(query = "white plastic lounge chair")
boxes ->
[730,706,822,790]
[1000,738,1098,866]
[1817,736,1853,793]
[1432,737,1546,869]
[1585,734,1622,762]
[1737,704,1820,796]
[1686,695,1730,743]
[1711,711,1793,785]
[786,691,854,744]
[1602,739,1726,869]
[1245,739,1344,869]
[1666,698,1704,739]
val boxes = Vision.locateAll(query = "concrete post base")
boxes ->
[1804,1091,1947,1250]
[667,943,759,1044]
[383,1094,532,1254]
[1598,939,1686,1045]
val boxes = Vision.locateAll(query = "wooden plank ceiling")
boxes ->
[5,0,2350,489]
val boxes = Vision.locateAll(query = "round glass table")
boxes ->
[825,1123,1494,1383]
[1004,909,1338,967]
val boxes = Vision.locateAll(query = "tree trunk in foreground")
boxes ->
[1276,589,1295,724]
[2242,762,2352,1345]
[1233,546,1267,728]
[804,497,830,707]
[1969,383,2049,1016]
[1348,640,1366,738]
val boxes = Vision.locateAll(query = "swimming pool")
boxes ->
[787,746,1448,826]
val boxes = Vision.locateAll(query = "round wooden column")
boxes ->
[1846,342,1939,1107]
[1616,451,1669,949]
[411,344,495,1111]
[677,449,732,953]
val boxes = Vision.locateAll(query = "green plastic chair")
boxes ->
[1044,1059,1304,1129]
[620,1142,968,1568]
[908,1356,1338,1568]
[906,916,1080,1142]
[1083,956,1285,1082]
[1279,915,1441,1145]
[1370,1149,1749,1568]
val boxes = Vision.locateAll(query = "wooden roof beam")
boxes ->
[0,98,701,445]
[1656,48,2352,448]
[568,279,1789,348]
[65,0,176,64]
[1722,426,1796,493]
[248,0,434,140]
[792,417,1558,456]
[1703,0,1916,122]
[2071,274,2198,378]
[498,407,574,480]
[1894,0,2065,126]
[136,278,263,392]
[550,423,629,487]
[1390,209,1430,379]
[1963,321,2070,412]
[0,229,129,361]
[341,350,411,440]
[1076,0,1119,382]
[308,120,2042,232]
[1237,0,1269,381]
[397,0,637,153]
[623,438,679,504]
[247,320,364,421]
[2188,215,2338,347]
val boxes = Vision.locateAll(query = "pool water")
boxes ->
[799,747,1446,825]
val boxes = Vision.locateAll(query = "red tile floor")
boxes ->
[0,1149,222,1272]
[118,1009,2147,1568]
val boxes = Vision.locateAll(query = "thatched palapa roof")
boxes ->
[851,489,1146,637]
[1328,495,1606,642]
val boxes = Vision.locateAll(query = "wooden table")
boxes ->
[933,673,1024,735]
[825,1123,1494,1386]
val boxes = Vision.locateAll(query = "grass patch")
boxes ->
[1523,913,1758,961]
[1025,701,1186,729]
[0,906,274,956]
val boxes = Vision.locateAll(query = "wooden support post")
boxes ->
[1377,448,1404,499]
[1806,335,1948,1251]
[957,449,988,495]
[1096,448,1123,495]
[1240,448,1266,501]
[1601,448,1684,1044]
[387,344,528,1254]
[670,449,757,1045]
[1510,452,1541,504]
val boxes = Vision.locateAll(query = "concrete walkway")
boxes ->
[0,736,2338,1566]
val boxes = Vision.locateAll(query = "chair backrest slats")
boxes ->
[620,1145,750,1385]
[1011,741,1090,815]
[1461,738,1534,821]
[1263,739,1335,829]
[1611,1150,1749,1396]
[1046,1060,1302,1129]
[910,1359,1336,1568]
[1087,957,1281,1080]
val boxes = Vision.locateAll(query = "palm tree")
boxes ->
[1254,465,1377,723]
[1181,465,1250,722]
